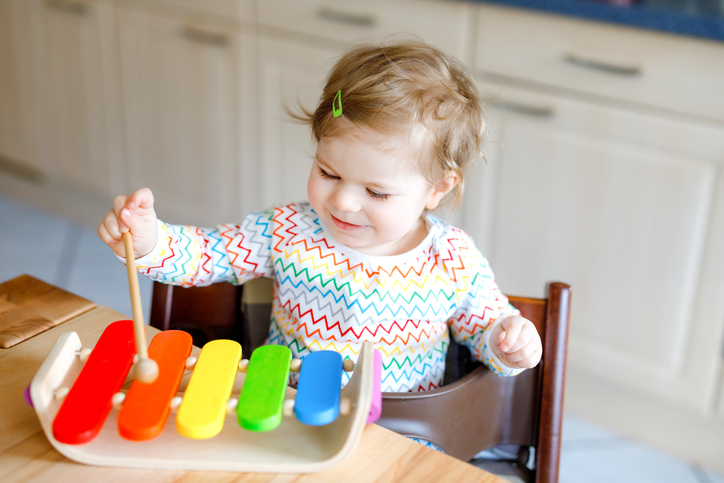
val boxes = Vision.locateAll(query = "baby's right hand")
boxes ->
[98,187,158,259]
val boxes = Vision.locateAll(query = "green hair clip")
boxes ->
[333,90,343,117]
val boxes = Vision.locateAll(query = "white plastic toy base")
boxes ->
[30,331,374,473]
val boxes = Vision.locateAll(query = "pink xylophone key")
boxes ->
[366,349,382,424]
[52,320,136,444]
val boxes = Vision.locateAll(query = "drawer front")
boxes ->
[257,0,472,60]
[476,80,724,163]
[474,4,724,122]
[117,0,253,23]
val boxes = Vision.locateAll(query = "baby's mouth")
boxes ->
[330,214,367,231]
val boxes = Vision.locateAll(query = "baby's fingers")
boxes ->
[118,206,143,234]
[509,342,542,368]
[505,342,539,364]
[112,195,130,232]
[127,187,155,213]
[99,210,123,243]
[499,317,524,352]
[503,325,537,355]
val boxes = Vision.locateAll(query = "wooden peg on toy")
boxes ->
[340,398,351,416]
[76,347,92,363]
[236,345,291,432]
[283,398,295,417]
[177,339,241,439]
[54,386,70,401]
[112,392,126,409]
[226,398,239,415]
[122,231,159,384]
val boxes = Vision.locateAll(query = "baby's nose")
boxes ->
[332,185,361,213]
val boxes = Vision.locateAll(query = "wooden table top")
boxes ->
[0,305,503,483]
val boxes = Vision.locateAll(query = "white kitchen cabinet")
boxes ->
[14,0,125,198]
[0,0,27,167]
[116,2,255,226]
[255,37,342,209]
[465,6,724,468]
[460,79,724,465]
[256,0,472,63]
[465,81,724,411]
[475,3,724,124]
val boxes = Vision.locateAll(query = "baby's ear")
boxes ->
[426,173,458,210]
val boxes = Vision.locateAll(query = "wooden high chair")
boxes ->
[149,279,571,483]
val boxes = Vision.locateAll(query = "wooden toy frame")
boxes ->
[30,331,375,473]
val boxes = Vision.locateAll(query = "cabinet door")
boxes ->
[256,37,341,209]
[117,6,250,226]
[19,0,124,197]
[0,0,26,166]
[462,82,724,412]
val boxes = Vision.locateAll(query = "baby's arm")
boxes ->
[98,188,275,286]
[445,233,541,375]
[450,291,529,376]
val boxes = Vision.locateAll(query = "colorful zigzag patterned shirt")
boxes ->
[131,202,523,392]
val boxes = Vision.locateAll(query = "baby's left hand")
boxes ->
[489,316,542,369]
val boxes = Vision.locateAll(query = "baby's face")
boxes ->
[307,128,441,256]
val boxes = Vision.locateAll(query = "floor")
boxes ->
[2,193,723,483]
[0,193,153,323]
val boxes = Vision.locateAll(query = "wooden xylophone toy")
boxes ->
[30,320,382,473]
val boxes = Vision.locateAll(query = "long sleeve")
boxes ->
[444,230,523,377]
[128,209,275,287]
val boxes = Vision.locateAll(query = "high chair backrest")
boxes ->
[149,279,570,483]
[150,278,275,355]
[150,282,246,350]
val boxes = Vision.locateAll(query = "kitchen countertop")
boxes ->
[475,0,724,41]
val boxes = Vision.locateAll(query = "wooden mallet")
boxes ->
[122,231,159,384]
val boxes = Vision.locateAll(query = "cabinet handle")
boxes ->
[181,25,230,47]
[489,100,555,118]
[316,7,376,27]
[0,154,44,184]
[43,0,89,15]
[564,51,642,77]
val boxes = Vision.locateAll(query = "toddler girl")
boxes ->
[99,40,542,393]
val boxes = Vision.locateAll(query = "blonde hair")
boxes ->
[292,39,485,211]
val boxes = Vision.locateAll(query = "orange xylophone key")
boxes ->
[52,320,136,445]
[118,330,193,441]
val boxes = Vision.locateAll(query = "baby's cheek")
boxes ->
[307,185,324,215]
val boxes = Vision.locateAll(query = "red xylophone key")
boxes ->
[52,320,136,444]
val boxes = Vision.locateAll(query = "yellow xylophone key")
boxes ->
[176,339,241,439]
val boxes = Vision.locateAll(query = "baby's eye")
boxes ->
[367,188,390,201]
[319,167,340,180]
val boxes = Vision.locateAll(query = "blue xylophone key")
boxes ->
[294,351,343,426]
